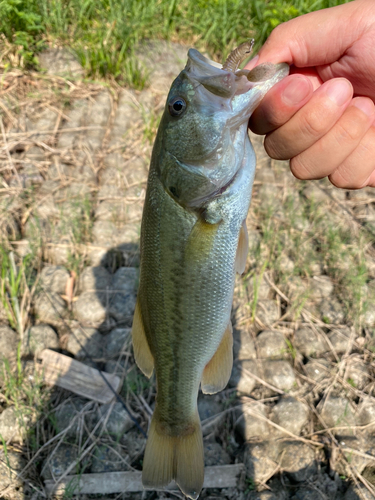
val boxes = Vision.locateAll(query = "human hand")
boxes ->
[247,0,375,189]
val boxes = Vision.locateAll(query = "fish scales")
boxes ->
[131,42,289,499]
[141,162,235,424]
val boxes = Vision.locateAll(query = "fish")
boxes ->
[131,41,288,499]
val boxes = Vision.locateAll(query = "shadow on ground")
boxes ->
[0,238,370,500]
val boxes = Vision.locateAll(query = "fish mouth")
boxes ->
[186,44,288,99]
[187,40,255,82]
[186,48,242,99]
[184,49,289,140]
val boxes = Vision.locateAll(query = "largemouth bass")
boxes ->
[132,42,288,499]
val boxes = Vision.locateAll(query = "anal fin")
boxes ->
[235,220,249,275]
[131,299,154,378]
[201,321,233,394]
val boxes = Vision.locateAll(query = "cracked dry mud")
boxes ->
[1,42,375,500]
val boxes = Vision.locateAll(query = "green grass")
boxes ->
[62,475,82,499]
[0,344,48,453]
[0,435,10,473]
[285,338,297,360]
[122,365,152,397]
[249,260,268,321]
[0,0,351,85]
[45,193,94,275]
[142,105,162,145]
[0,249,37,335]
[245,476,256,492]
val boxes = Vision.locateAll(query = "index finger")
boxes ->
[253,0,370,67]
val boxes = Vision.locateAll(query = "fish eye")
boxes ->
[168,96,186,117]
[168,186,179,198]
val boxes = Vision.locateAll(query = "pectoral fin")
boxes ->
[201,321,233,394]
[235,220,249,275]
[131,299,154,378]
[185,216,219,264]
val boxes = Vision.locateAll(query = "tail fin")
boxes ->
[142,409,204,500]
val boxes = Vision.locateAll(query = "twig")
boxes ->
[264,273,290,303]
[0,115,21,187]
[243,367,285,395]
[307,401,375,497]
[241,405,324,448]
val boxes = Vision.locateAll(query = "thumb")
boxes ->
[251,0,369,68]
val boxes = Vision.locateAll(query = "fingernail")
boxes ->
[282,77,311,106]
[352,97,375,117]
[325,79,352,106]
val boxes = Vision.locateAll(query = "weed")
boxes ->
[0,249,35,335]
[318,219,370,324]
[245,476,256,492]
[334,401,352,428]
[62,474,82,498]
[122,53,149,89]
[0,435,10,474]
[285,338,297,360]
[223,390,238,410]
[1,345,23,403]
[141,106,162,145]
[122,365,152,396]
[250,261,268,321]
[347,378,356,388]
[0,0,351,80]
[55,194,93,275]
[77,196,92,240]
[0,0,45,67]
[345,450,354,464]
[0,344,48,455]
[291,291,310,321]
[48,411,59,434]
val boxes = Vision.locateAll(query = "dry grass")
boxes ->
[0,53,375,500]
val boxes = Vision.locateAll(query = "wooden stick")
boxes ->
[37,349,120,404]
[44,464,245,495]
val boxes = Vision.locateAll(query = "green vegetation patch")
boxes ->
[0,0,350,83]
